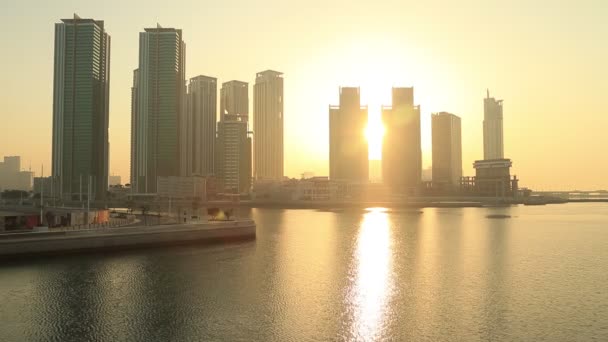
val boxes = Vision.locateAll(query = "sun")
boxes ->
[365,118,385,161]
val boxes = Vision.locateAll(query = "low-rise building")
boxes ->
[295,177,335,201]
[157,176,207,200]
[109,175,122,187]
[252,177,389,202]
[0,210,40,231]
[0,156,33,191]
[252,178,297,200]
[472,159,518,197]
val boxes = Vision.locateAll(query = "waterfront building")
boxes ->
[382,87,422,194]
[329,87,369,182]
[253,70,284,180]
[188,75,217,176]
[252,178,298,201]
[216,81,251,194]
[432,112,462,189]
[295,177,334,201]
[471,159,518,197]
[0,210,41,231]
[156,175,207,200]
[483,89,504,160]
[52,14,110,200]
[131,25,186,193]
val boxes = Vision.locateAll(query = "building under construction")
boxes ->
[460,159,519,197]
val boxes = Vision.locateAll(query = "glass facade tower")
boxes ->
[52,15,110,201]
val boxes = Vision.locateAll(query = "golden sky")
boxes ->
[1,0,607,190]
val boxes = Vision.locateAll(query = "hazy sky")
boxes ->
[1,0,607,190]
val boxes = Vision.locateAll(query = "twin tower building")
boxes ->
[51,16,283,200]
[329,87,422,194]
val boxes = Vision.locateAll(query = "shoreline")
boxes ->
[242,200,486,209]
[229,197,567,209]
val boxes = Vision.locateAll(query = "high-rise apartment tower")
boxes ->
[382,87,421,193]
[52,14,110,200]
[432,112,462,188]
[253,70,284,180]
[131,26,186,193]
[329,87,369,182]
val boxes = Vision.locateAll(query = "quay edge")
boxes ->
[0,220,256,259]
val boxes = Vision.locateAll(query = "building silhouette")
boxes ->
[253,70,284,180]
[131,25,186,193]
[188,75,217,177]
[220,80,248,118]
[472,159,518,197]
[0,156,33,191]
[108,175,121,186]
[471,90,517,197]
[329,87,369,182]
[52,14,110,200]
[432,112,462,188]
[129,69,139,189]
[483,89,504,160]
[382,87,421,194]
[216,81,251,193]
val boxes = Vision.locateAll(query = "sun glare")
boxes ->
[366,117,385,161]
[349,209,392,340]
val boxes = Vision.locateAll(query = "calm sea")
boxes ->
[1,203,607,341]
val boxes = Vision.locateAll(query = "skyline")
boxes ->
[1,1,608,190]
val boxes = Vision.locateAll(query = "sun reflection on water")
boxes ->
[349,208,392,341]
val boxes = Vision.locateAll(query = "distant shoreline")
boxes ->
[221,196,593,209]
[242,200,485,209]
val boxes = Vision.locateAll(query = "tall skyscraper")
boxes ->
[188,75,217,176]
[216,81,251,193]
[382,87,421,193]
[253,70,284,180]
[483,89,504,160]
[329,87,369,182]
[432,112,462,188]
[131,26,186,193]
[52,15,110,200]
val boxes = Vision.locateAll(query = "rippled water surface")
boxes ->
[1,203,608,341]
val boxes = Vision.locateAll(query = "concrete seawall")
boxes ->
[0,220,256,259]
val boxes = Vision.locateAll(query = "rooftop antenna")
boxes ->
[486,88,490,98]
